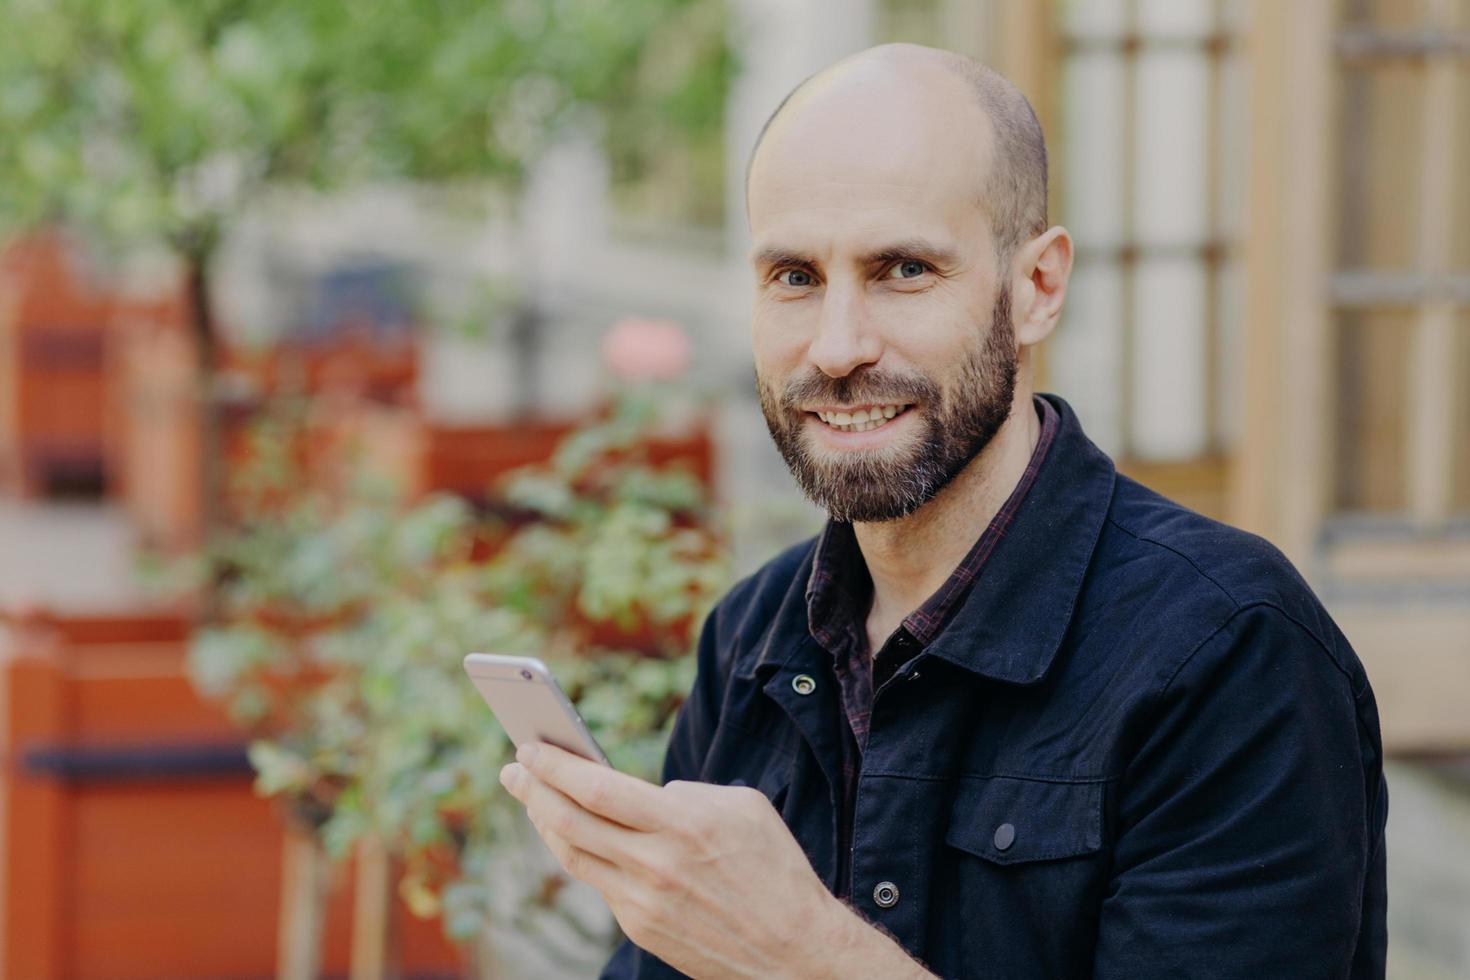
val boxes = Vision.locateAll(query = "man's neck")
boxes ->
[852,387,1042,649]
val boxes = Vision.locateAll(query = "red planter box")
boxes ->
[0,610,464,979]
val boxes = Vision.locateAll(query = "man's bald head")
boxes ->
[745,44,1048,266]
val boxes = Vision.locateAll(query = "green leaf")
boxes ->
[248,740,315,797]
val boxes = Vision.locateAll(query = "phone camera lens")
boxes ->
[520,669,533,680]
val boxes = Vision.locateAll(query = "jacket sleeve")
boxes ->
[1093,602,1388,980]
[600,602,730,979]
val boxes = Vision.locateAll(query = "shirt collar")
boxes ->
[744,393,1115,686]
[804,520,868,655]
[804,395,1060,655]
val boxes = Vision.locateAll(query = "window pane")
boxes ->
[1217,256,1245,449]
[1334,310,1412,513]
[1060,0,1129,38]
[1220,0,1249,35]
[1132,257,1209,459]
[1135,50,1212,246]
[1335,64,1426,271]
[1053,261,1125,455]
[1217,51,1248,240]
[877,0,944,46]
[1062,52,1126,247]
[1138,0,1216,37]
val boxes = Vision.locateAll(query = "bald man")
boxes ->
[501,44,1388,979]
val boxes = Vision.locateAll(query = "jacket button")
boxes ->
[994,822,1016,851]
[872,880,900,909]
[791,674,817,696]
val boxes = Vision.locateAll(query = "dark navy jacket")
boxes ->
[603,393,1388,979]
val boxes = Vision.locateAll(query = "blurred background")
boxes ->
[0,0,1466,977]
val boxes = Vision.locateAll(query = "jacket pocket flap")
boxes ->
[753,751,793,804]
[944,775,1104,865]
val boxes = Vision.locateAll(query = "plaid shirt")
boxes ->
[805,394,1059,898]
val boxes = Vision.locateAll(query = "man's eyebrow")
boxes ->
[862,238,960,268]
[748,237,959,270]
[749,246,814,270]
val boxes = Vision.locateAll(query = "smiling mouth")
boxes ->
[810,404,912,433]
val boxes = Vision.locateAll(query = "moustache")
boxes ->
[778,369,941,411]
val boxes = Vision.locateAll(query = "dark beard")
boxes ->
[757,285,1018,523]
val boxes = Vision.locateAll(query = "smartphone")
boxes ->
[463,653,610,766]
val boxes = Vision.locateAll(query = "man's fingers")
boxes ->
[501,761,645,865]
[517,742,665,832]
[537,825,622,892]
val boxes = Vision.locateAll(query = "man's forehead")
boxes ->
[756,175,934,221]
[748,156,986,265]
[748,211,966,267]
[747,58,992,241]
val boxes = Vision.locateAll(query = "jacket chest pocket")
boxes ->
[699,721,796,812]
[943,775,1105,865]
[745,748,794,811]
[931,776,1109,978]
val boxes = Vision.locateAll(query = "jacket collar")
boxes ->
[738,393,1115,687]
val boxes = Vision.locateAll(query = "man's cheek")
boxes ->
[751,312,811,370]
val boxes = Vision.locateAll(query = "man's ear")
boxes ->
[1009,227,1074,347]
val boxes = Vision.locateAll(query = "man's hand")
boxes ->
[499,743,931,980]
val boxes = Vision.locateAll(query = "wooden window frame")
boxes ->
[1237,0,1470,561]
[1017,0,1240,516]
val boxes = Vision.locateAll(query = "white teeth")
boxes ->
[815,404,909,433]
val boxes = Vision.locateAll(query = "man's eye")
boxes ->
[776,268,814,287]
[885,260,928,280]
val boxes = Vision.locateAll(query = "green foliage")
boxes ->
[185,392,727,951]
[0,0,733,248]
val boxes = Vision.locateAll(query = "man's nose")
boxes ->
[806,283,880,379]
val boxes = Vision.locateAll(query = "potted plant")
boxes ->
[187,387,727,977]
